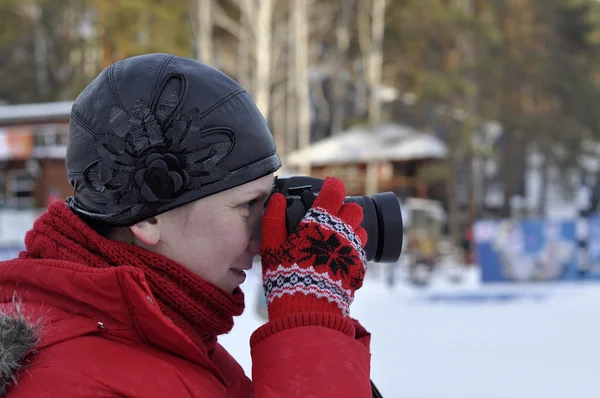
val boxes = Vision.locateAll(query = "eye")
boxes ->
[240,199,259,209]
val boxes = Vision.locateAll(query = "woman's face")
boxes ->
[131,174,274,293]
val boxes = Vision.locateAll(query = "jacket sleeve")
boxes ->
[6,366,120,397]
[6,365,200,398]
[250,313,372,398]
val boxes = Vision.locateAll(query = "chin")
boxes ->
[221,280,241,294]
[225,286,241,295]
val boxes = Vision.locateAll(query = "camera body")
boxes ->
[271,176,404,263]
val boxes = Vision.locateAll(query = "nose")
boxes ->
[247,237,261,256]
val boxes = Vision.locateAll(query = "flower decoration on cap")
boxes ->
[134,152,190,204]
[82,72,235,212]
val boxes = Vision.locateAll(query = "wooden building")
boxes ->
[284,123,448,200]
[0,101,73,209]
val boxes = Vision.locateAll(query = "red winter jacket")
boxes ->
[0,258,372,397]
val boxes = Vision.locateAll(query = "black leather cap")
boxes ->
[66,53,281,228]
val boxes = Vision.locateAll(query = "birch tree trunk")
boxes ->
[284,2,297,164]
[16,3,50,98]
[269,4,295,164]
[251,0,274,120]
[361,0,386,195]
[461,0,478,237]
[269,11,291,162]
[195,0,213,65]
[366,0,385,128]
[237,20,252,91]
[293,0,311,176]
[329,0,354,136]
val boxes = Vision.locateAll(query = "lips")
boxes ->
[230,268,248,283]
[230,266,252,272]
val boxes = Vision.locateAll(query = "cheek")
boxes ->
[191,215,251,264]
[214,225,249,254]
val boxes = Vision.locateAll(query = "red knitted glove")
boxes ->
[260,177,368,320]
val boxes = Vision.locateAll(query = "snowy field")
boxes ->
[220,266,600,398]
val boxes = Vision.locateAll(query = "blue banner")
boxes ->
[474,219,578,282]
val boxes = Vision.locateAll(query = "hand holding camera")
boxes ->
[272,175,403,262]
[261,177,369,319]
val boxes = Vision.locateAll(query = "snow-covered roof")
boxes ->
[33,145,68,159]
[286,123,447,167]
[0,101,73,126]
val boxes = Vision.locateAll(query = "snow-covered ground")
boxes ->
[220,266,600,398]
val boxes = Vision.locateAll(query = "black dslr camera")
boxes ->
[272,176,404,263]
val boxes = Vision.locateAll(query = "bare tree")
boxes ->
[195,0,213,64]
[236,8,253,91]
[212,0,277,120]
[365,0,385,127]
[15,2,50,98]
[268,4,296,163]
[12,1,91,101]
[293,0,311,175]
[284,3,297,164]
[329,0,355,136]
[253,0,275,118]
[358,0,386,195]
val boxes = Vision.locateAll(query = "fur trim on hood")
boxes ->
[0,300,41,395]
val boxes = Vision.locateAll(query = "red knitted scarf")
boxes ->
[20,202,245,353]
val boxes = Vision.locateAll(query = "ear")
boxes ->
[129,217,161,246]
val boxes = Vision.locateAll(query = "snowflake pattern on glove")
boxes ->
[262,199,367,318]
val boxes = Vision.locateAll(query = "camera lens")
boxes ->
[346,193,403,262]
[371,193,404,262]
[274,175,404,263]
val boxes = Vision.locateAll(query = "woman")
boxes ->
[0,53,373,397]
